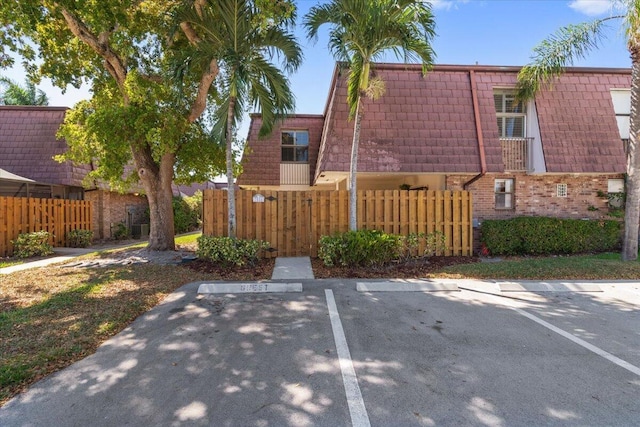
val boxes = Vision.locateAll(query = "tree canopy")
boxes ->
[0,0,295,250]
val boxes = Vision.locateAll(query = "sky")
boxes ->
[1,0,633,138]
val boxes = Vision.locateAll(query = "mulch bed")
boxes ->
[311,256,479,279]
[183,256,478,280]
[184,258,276,281]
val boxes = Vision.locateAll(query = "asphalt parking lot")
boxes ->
[1,279,639,426]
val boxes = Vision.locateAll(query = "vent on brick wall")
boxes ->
[557,183,568,198]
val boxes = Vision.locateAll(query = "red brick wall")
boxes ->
[85,190,149,239]
[447,173,623,222]
[447,173,623,252]
[238,115,325,186]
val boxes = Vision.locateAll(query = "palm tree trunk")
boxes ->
[226,96,237,238]
[349,96,362,231]
[623,48,640,261]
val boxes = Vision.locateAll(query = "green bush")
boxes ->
[112,222,130,240]
[318,229,404,267]
[173,192,202,234]
[12,231,54,258]
[400,231,447,259]
[66,229,94,248]
[481,217,622,256]
[196,235,269,266]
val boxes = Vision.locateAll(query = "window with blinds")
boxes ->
[494,91,526,138]
[495,178,515,209]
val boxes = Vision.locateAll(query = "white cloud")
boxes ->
[430,0,470,11]
[568,0,615,16]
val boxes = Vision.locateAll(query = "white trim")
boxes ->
[325,289,371,427]
[513,307,640,377]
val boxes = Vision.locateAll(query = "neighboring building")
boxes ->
[239,63,630,224]
[172,180,227,197]
[0,105,148,239]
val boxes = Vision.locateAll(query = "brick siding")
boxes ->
[238,115,324,187]
[85,190,149,239]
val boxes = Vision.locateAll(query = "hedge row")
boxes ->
[481,217,622,256]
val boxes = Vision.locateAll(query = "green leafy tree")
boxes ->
[0,76,49,105]
[0,1,292,251]
[304,0,436,230]
[516,1,639,261]
[177,0,301,237]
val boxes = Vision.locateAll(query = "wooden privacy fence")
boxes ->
[0,197,93,257]
[203,190,473,258]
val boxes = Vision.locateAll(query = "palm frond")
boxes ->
[516,19,609,100]
[623,0,640,46]
[303,0,436,114]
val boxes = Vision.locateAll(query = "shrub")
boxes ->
[196,236,269,266]
[112,222,130,240]
[318,229,404,267]
[400,231,447,259]
[173,192,202,234]
[66,229,94,248]
[481,217,622,256]
[12,231,54,258]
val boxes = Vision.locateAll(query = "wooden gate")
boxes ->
[203,189,473,257]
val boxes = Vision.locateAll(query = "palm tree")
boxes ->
[0,77,49,105]
[304,0,436,230]
[516,2,640,261]
[177,0,301,237]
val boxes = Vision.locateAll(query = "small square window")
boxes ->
[557,183,568,198]
[495,178,514,209]
[281,130,309,163]
[608,179,625,193]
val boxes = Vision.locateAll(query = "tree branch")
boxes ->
[188,59,218,123]
[180,1,220,123]
[59,8,128,87]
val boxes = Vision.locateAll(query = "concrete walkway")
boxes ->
[271,256,315,280]
[0,248,95,275]
[0,243,144,275]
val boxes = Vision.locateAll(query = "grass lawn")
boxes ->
[0,263,210,406]
[0,260,23,269]
[441,252,640,280]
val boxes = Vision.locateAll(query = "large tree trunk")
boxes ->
[133,148,176,251]
[349,97,362,231]
[226,96,237,238]
[623,49,640,261]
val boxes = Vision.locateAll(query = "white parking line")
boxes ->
[513,307,640,377]
[325,289,371,427]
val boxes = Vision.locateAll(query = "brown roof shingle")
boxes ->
[240,63,630,186]
[317,64,492,175]
[0,106,90,186]
[533,72,629,173]
[317,63,629,176]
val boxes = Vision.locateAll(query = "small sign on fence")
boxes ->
[252,194,265,203]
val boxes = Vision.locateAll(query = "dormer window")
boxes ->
[494,91,526,138]
[281,130,309,163]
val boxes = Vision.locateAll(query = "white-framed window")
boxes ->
[494,90,526,138]
[610,89,630,140]
[281,130,309,163]
[608,178,625,208]
[556,183,568,198]
[495,178,514,209]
